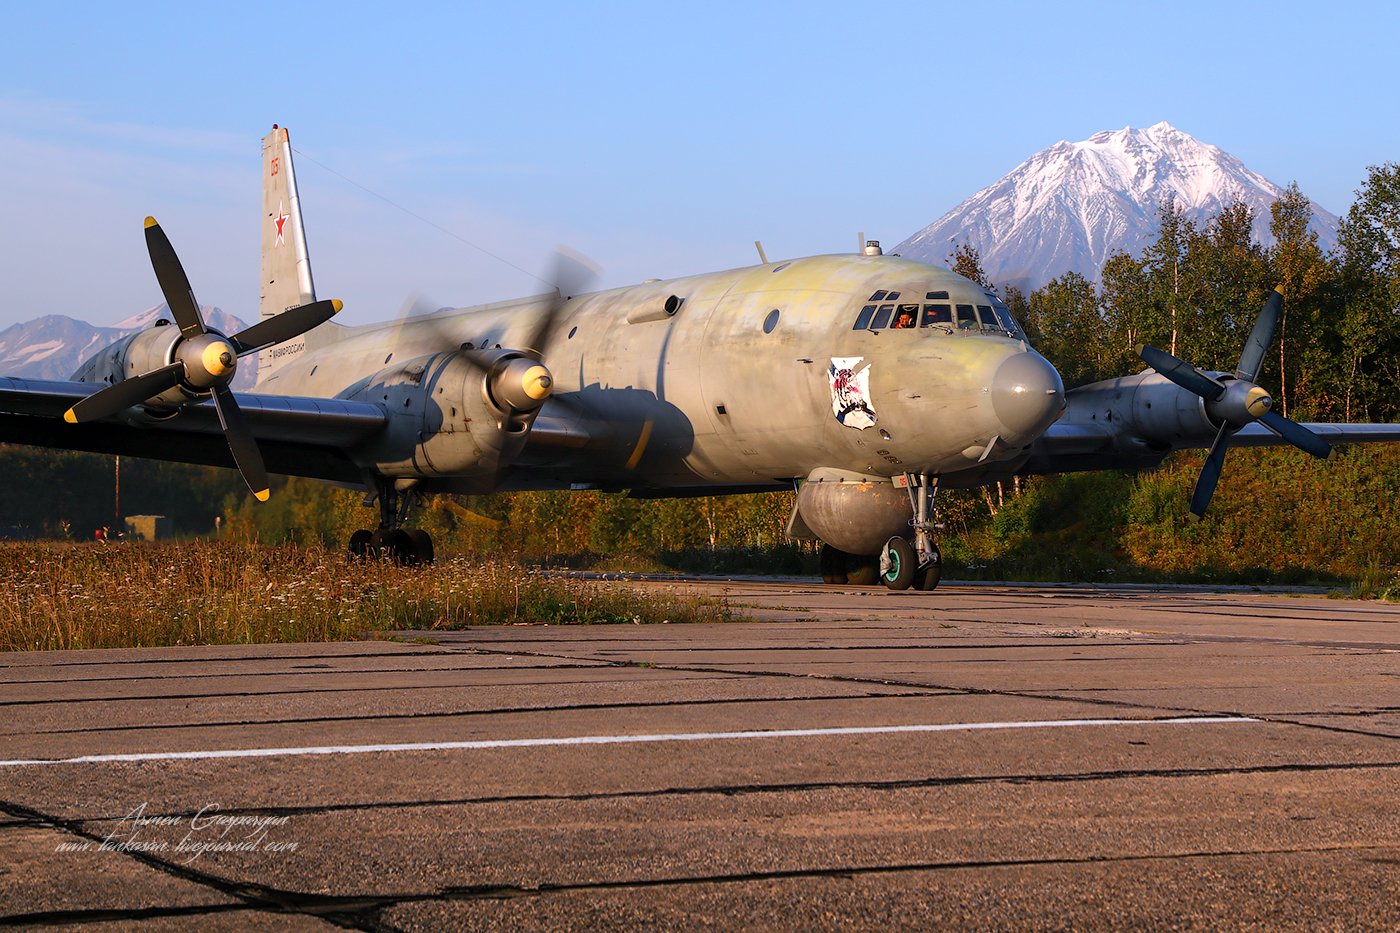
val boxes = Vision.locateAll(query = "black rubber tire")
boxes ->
[846,555,879,586]
[819,544,848,585]
[368,530,388,560]
[881,536,916,591]
[913,559,942,592]
[348,529,373,559]
[407,528,435,565]
[385,528,416,566]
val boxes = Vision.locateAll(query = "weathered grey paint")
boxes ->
[254,254,1064,496]
[258,125,318,381]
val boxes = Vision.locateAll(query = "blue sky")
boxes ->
[1,1,1396,328]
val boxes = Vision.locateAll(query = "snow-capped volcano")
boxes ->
[894,122,1339,291]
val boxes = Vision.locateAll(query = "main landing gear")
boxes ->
[820,472,941,591]
[348,478,435,565]
[880,472,941,591]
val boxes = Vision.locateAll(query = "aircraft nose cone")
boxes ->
[990,351,1064,443]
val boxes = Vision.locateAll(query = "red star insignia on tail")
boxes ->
[275,201,290,246]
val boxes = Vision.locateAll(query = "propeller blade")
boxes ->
[1236,288,1283,383]
[1137,344,1226,401]
[1189,424,1233,520]
[143,217,207,339]
[1259,410,1333,459]
[210,384,271,501]
[63,362,185,424]
[522,246,598,360]
[229,299,343,355]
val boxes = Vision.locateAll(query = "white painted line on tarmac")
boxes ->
[0,716,1256,767]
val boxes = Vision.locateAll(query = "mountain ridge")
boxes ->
[0,304,256,388]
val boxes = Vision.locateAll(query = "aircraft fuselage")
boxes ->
[255,253,1065,493]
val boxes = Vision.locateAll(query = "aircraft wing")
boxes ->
[1227,422,1400,447]
[0,376,387,485]
[1028,418,1400,475]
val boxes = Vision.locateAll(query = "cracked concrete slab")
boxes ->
[2,581,1397,929]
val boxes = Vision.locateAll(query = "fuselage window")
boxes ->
[922,303,952,326]
[871,304,895,329]
[853,304,876,330]
[869,290,888,301]
[926,290,950,300]
[955,304,977,329]
[890,304,919,329]
[976,305,999,328]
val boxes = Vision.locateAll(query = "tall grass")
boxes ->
[0,540,730,652]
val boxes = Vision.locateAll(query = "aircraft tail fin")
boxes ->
[257,124,337,384]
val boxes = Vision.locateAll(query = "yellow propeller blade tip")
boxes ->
[62,409,78,424]
[1273,285,1286,298]
[254,489,271,502]
[143,216,158,229]
[331,299,344,313]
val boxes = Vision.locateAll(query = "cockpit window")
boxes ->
[890,304,918,328]
[926,290,950,300]
[869,290,887,301]
[989,297,1018,333]
[853,292,1001,334]
[922,303,951,326]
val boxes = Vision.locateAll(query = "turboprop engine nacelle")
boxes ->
[346,349,553,489]
[70,322,231,421]
[1066,371,1225,453]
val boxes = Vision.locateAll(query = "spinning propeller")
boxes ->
[403,247,597,424]
[1137,288,1331,520]
[63,217,343,501]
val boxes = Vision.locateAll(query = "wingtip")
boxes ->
[62,408,78,424]
[254,488,271,503]
[143,216,158,229]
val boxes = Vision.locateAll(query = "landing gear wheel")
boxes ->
[914,553,942,592]
[881,536,916,591]
[348,529,373,559]
[846,555,879,586]
[820,544,849,585]
[405,528,434,566]
[380,528,415,566]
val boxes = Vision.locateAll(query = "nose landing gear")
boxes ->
[880,472,941,591]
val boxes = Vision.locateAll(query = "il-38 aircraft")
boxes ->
[1,126,1397,589]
